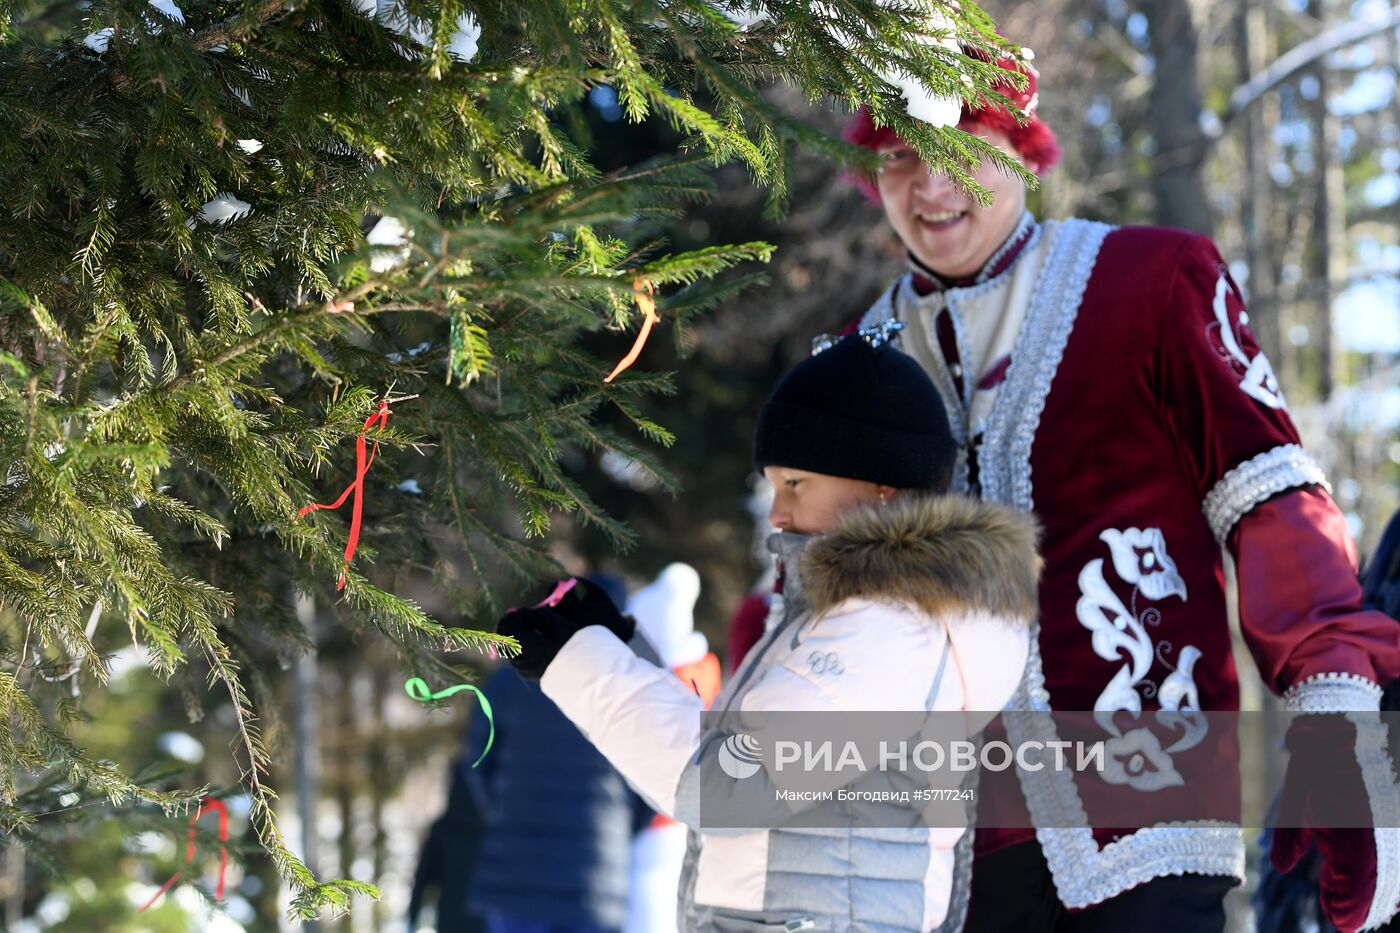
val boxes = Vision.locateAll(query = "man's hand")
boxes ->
[1270,713,1400,932]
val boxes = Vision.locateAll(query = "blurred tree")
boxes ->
[1142,0,1211,233]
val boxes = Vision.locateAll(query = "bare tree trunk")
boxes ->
[369,664,388,931]
[1308,0,1345,401]
[1141,0,1212,234]
[337,668,357,933]
[1237,0,1282,365]
[1393,26,1400,252]
[293,591,321,932]
[2,845,23,928]
[1233,0,1290,799]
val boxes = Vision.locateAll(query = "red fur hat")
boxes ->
[844,47,1062,201]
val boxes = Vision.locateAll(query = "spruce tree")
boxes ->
[0,0,1031,919]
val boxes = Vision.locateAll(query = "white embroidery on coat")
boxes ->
[1155,645,1207,753]
[1100,728,1183,790]
[1208,270,1286,410]
[1077,528,1206,792]
[1100,528,1187,603]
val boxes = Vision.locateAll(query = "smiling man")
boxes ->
[838,48,1400,933]
[869,129,1036,284]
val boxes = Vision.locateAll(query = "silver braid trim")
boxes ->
[976,210,1038,283]
[1201,444,1330,544]
[979,219,1112,510]
[1280,677,1399,928]
[1284,672,1383,712]
[1351,711,1400,929]
[1037,824,1245,909]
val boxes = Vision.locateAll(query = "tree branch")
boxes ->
[193,0,297,52]
[1223,5,1400,125]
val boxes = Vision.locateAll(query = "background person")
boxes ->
[461,576,650,933]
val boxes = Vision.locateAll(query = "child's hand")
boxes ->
[495,606,582,679]
[548,578,636,643]
[495,579,636,679]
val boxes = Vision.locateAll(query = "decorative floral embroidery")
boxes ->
[1076,559,1151,714]
[1077,527,1205,791]
[1101,728,1184,791]
[1100,528,1188,602]
[1156,645,1207,753]
[1207,269,1286,410]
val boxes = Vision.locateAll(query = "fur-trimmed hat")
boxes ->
[844,46,1062,200]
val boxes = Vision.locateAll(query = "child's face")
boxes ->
[763,466,891,535]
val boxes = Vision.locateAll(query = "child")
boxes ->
[498,333,1038,931]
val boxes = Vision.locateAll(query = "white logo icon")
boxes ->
[717,733,763,779]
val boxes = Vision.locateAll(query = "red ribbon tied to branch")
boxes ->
[604,279,659,383]
[299,398,392,590]
[138,796,230,913]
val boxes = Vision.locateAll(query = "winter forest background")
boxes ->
[2,0,1399,930]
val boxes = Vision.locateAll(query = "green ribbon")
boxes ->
[405,677,494,768]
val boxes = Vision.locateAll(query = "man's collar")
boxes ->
[908,210,1038,296]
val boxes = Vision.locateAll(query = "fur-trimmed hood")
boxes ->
[801,495,1041,623]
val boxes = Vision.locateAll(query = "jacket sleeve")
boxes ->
[540,625,704,817]
[541,600,965,829]
[1154,234,1400,708]
[1229,488,1400,707]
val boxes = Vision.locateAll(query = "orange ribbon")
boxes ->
[138,797,230,912]
[604,280,660,383]
[299,398,391,590]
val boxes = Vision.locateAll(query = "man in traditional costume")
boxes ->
[840,46,1400,933]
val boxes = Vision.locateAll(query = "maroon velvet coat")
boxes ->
[853,217,1400,914]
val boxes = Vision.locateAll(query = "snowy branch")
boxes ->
[1224,4,1400,123]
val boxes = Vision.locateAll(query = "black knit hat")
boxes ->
[753,334,956,491]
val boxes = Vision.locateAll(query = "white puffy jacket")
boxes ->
[543,495,1039,932]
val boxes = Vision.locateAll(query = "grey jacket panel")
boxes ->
[677,538,936,931]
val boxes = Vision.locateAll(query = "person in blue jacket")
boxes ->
[462,576,652,933]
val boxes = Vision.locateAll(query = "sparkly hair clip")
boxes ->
[811,320,905,356]
[861,319,905,348]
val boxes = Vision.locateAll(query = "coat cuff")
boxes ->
[1283,672,1383,712]
[1202,444,1328,544]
